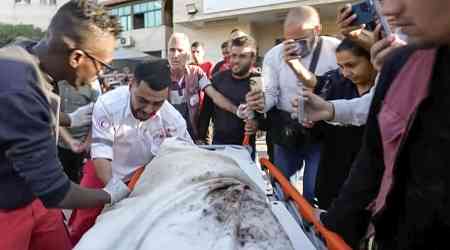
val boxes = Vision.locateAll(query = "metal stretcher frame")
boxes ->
[259,158,352,250]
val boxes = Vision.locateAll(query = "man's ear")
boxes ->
[68,49,84,69]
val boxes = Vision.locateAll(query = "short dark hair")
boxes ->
[230,28,240,34]
[336,38,370,60]
[221,41,229,49]
[134,59,171,91]
[231,36,256,54]
[48,0,122,49]
[191,41,204,49]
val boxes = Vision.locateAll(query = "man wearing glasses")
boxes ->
[0,1,130,250]
[245,6,340,204]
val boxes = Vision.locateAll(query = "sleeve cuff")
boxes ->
[199,76,211,90]
[91,144,113,160]
[330,99,353,125]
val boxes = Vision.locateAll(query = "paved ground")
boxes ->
[255,134,304,195]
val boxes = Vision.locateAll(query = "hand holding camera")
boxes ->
[337,3,366,38]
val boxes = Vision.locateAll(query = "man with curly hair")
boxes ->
[0,1,128,249]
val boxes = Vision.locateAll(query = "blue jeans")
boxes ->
[273,143,321,203]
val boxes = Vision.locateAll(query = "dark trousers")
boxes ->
[273,143,321,204]
[57,146,85,183]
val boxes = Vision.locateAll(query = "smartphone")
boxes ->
[289,39,309,58]
[351,0,376,27]
[373,0,393,36]
[249,76,262,92]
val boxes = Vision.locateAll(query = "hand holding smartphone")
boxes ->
[350,0,392,36]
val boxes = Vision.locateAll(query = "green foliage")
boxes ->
[0,23,46,47]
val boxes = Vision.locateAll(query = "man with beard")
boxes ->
[68,60,192,244]
[199,36,258,152]
[315,0,450,249]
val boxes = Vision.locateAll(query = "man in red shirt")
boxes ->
[191,41,213,79]
[211,41,231,77]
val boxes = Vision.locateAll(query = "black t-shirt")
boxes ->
[199,70,257,145]
[211,60,226,78]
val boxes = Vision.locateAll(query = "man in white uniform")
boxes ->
[69,59,192,245]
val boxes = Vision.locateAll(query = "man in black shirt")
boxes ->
[199,36,258,151]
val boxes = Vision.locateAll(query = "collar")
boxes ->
[171,65,189,80]
[29,43,58,93]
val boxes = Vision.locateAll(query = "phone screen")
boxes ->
[351,0,376,26]
[249,76,262,92]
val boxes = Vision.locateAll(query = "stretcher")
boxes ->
[125,144,351,250]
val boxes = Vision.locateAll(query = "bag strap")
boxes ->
[308,37,323,74]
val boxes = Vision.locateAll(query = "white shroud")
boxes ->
[75,139,294,250]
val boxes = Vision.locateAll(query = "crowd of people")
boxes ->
[1,0,449,249]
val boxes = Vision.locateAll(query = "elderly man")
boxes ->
[291,4,407,127]
[246,6,340,203]
[0,1,129,249]
[316,0,450,249]
[167,33,245,143]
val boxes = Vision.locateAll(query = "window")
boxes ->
[133,1,162,29]
[15,0,31,4]
[110,1,162,31]
[40,0,57,4]
[111,6,132,31]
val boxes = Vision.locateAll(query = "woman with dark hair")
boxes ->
[313,39,377,210]
[286,38,377,210]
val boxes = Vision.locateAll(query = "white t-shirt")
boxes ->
[91,86,193,181]
[262,36,341,113]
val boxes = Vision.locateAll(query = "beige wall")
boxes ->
[253,22,284,58]
[174,20,341,63]
[123,25,172,57]
[0,0,71,30]
[174,20,252,63]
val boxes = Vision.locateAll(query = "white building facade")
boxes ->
[0,0,71,30]
[103,0,173,58]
